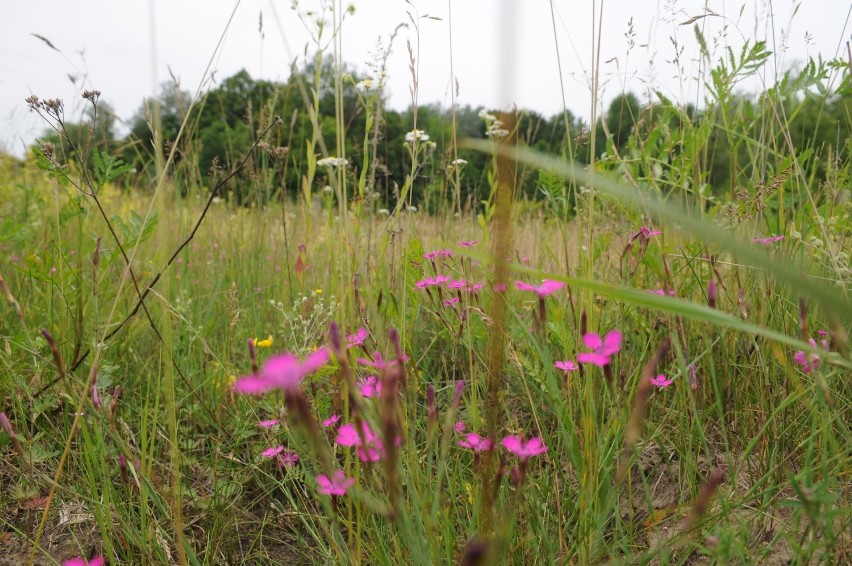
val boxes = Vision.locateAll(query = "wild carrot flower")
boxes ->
[752,235,784,244]
[515,279,565,296]
[253,335,273,348]
[649,374,674,388]
[555,360,578,372]
[258,419,280,428]
[347,327,368,348]
[501,436,548,460]
[358,375,382,398]
[577,330,622,367]
[277,450,299,468]
[63,558,104,566]
[454,421,466,434]
[322,414,341,427]
[233,348,330,395]
[458,433,492,452]
[261,445,285,458]
[316,470,355,496]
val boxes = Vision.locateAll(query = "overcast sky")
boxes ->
[2,1,850,156]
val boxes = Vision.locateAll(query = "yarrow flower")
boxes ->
[649,374,674,388]
[554,360,578,372]
[501,436,548,460]
[316,470,355,496]
[317,156,349,168]
[233,348,330,394]
[405,129,430,143]
[458,433,492,452]
[322,414,341,427]
[752,235,785,244]
[357,375,382,398]
[347,327,368,348]
[577,330,622,367]
[515,279,565,296]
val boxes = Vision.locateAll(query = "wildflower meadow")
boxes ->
[1,1,851,564]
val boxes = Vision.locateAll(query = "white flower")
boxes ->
[322,185,333,193]
[478,109,496,121]
[317,156,349,168]
[449,158,468,167]
[405,129,430,143]
[356,78,375,89]
[378,208,390,215]
[407,205,418,212]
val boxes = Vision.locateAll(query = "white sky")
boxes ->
[2,1,850,156]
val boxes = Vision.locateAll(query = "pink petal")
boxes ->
[577,352,611,367]
[261,445,285,458]
[602,330,622,355]
[501,435,523,455]
[538,280,565,295]
[582,333,603,350]
[555,360,577,372]
[258,419,280,428]
[233,375,272,394]
[514,281,536,292]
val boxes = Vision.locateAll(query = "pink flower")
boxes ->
[515,279,565,296]
[358,375,382,398]
[577,330,622,367]
[347,327,368,348]
[458,240,478,247]
[649,374,674,388]
[555,360,578,372]
[277,450,299,468]
[636,227,662,238]
[468,283,485,293]
[261,445,285,458]
[316,470,355,496]
[357,351,408,370]
[63,558,105,566]
[501,436,548,460]
[415,277,436,289]
[458,433,492,452]
[233,348,330,395]
[335,421,391,462]
[447,279,468,289]
[258,419,280,428]
[752,235,784,244]
[322,414,341,427]
[424,249,453,260]
[454,421,466,434]
[444,297,460,307]
[793,338,821,373]
[647,289,676,296]
[493,283,507,293]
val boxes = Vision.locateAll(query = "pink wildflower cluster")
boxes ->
[515,279,565,296]
[424,249,453,260]
[316,470,355,496]
[577,330,622,367]
[336,421,398,462]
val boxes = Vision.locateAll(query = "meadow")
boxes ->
[1,2,851,564]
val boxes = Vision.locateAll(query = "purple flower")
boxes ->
[444,297,460,307]
[258,419,280,428]
[458,433,492,452]
[555,360,578,372]
[636,227,662,238]
[793,338,821,373]
[316,470,355,496]
[63,558,105,566]
[277,450,299,468]
[336,421,392,462]
[649,374,674,388]
[233,348,330,394]
[501,436,548,460]
[454,421,466,434]
[447,278,468,289]
[515,279,565,296]
[577,330,622,367]
[347,327,368,348]
[358,375,382,398]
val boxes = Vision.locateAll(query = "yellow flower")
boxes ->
[314,289,323,295]
[254,335,273,348]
